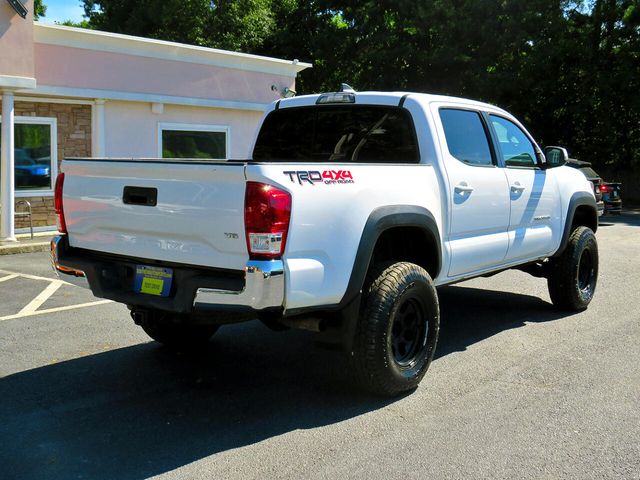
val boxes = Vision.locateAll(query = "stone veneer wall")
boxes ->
[0,100,92,229]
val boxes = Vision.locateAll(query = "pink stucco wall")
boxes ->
[104,101,263,159]
[0,0,35,79]
[34,43,295,104]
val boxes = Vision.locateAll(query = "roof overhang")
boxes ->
[34,22,312,77]
[0,75,36,91]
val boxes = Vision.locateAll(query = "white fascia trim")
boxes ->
[15,96,94,105]
[158,122,230,160]
[16,225,58,234]
[24,85,271,112]
[16,190,54,198]
[0,75,37,91]
[34,23,312,77]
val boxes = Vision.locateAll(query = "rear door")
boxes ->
[486,114,561,261]
[434,106,511,277]
[62,159,249,270]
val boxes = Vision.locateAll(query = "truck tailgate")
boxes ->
[62,159,248,271]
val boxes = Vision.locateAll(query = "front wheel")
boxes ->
[547,226,599,311]
[350,262,440,397]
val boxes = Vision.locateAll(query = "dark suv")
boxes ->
[566,159,604,216]
[600,181,623,215]
[566,159,622,216]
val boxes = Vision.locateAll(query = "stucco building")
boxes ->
[0,0,309,240]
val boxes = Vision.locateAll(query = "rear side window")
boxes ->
[253,106,419,163]
[439,109,494,166]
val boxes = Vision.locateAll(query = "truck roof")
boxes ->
[277,90,509,115]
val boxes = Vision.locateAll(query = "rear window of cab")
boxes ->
[253,105,420,163]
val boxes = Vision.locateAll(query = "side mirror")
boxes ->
[543,146,569,168]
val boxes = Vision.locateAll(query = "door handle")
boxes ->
[510,182,526,192]
[455,183,474,194]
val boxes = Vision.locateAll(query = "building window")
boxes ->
[0,116,58,196]
[158,123,229,160]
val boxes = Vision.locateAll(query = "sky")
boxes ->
[39,0,85,24]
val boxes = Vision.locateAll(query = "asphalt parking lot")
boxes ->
[1,213,639,480]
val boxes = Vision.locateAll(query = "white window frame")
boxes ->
[158,122,230,160]
[0,115,58,197]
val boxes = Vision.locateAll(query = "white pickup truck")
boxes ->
[51,88,599,396]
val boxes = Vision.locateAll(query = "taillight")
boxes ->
[600,184,609,193]
[244,182,291,260]
[54,172,67,234]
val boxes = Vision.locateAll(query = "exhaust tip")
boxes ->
[279,317,326,333]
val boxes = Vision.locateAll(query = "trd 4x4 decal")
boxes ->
[284,170,354,185]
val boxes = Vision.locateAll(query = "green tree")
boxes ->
[57,19,92,28]
[34,0,46,19]
[83,0,212,45]
[207,0,276,52]
[83,0,280,52]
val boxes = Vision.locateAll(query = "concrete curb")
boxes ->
[0,241,50,255]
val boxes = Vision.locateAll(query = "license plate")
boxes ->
[612,191,618,198]
[134,265,173,297]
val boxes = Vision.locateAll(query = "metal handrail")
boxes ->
[15,200,34,239]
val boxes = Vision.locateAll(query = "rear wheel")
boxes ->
[547,226,598,311]
[350,262,440,397]
[136,310,218,349]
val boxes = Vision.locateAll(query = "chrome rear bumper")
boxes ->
[51,235,284,312]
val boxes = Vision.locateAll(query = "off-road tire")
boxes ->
[350,262,440,397]
[138,311,218,349]
[547,226,598,311]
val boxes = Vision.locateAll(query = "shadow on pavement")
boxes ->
[436,285,567,358]
[1,285,567,479]
[0,323,390,480]
[598,211,640,228]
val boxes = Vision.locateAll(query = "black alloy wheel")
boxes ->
[391,296,429,368]
[577,249,595,295]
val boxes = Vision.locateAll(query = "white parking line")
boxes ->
[17,280,64,316]
[0,300,112,322]
[0,269,69,284]
[0,269,114,322]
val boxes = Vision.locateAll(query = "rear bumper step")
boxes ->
[51,235,284,313]
[194,261,284,311]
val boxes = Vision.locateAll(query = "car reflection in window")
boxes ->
[14,148,51,188]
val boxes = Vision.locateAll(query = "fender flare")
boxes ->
[338,205,442,309]
[283,205,442,319]
[553,191,598,257]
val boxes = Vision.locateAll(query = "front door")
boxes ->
[488,114,561,261]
